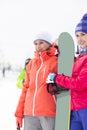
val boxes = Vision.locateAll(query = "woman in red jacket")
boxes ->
[47,13,87,130]
[15,31,58,130]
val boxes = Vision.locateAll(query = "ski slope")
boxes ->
[0,71,22,130]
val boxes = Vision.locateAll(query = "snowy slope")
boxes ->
[0,71,22,130]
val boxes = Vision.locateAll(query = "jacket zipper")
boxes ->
[32,56,43,116]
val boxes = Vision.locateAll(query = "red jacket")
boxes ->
[15,47,58,118]
[56,54,87,111]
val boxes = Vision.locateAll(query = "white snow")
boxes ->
[0,71,22,130]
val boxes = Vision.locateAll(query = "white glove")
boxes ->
[46,73,56,83]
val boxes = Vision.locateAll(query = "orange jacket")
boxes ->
[15,46,58,118]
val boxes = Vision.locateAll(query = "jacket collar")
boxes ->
[34,47,58,60]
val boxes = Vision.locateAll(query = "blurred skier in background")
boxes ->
[16,58,31,89]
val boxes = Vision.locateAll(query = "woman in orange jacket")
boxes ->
[15,32,58,130]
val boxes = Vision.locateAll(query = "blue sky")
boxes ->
[0,0,87,66]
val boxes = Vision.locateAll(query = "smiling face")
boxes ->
[34,40,51,52]
[76,32,87,49]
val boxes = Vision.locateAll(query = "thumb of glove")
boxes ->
[17,123,20,130]
[16,117,22,128]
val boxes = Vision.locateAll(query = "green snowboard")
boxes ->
[55,32,75,130]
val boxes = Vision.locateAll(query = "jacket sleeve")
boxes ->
[55,62,87,91]
[14,63,31,118]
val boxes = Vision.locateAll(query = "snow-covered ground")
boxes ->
[0,70,22,130]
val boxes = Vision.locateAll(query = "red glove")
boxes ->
[16,117,23,128]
